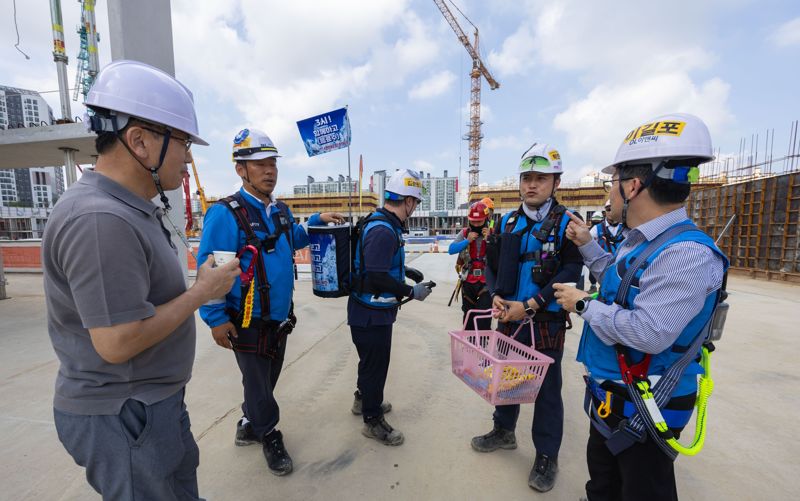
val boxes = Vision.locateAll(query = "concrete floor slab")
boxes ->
[0,254,798,499]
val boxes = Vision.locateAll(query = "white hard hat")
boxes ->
[602,113,713,179]
[85,60,208,145]
[385,169,423,201]
[232,128,281,161]
[519,143,563,175]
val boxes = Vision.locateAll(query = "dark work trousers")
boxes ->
[492,321,564,459]
[585,424,678,501]
[54,388,202,501]
[589,273,598,286]
[350,323,393,422]
[233,325,288,440]
[461,280,493,330]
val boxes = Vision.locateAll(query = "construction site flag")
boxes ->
[296,107,351,157]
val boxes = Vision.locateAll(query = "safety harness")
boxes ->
[217,193,297,357]
[599,222,625,253]
[351,210,405,307]
[585,223,726,459]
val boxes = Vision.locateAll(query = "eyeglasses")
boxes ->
[140,126,193,152]
[603,177,633,192]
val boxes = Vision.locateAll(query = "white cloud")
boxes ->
[553,73,734,171]
[170,2,435,141]
[413,160,435,172]
[488,0,715,79]
[770,17,800,47]
[408,70,456,100]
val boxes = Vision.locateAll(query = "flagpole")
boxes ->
[358,154,363,215]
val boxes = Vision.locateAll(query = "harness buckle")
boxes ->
[616,346,652,385]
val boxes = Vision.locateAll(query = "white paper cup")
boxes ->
[212,251,236,266]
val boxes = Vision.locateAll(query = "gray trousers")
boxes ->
[54,388,202,501]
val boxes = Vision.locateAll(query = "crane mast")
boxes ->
[433,0,499,190]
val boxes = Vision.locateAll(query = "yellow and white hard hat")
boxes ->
[519,143,563,175]
[603,113,714,182]
[232,128,281,161]
[385,168,424,201]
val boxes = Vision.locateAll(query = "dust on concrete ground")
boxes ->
[1,254,798,500]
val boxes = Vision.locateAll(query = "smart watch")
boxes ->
[575,296,593,315]
[524,299,536,317]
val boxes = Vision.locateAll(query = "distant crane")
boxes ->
[73,0,100,101]
[183,155,208,237]
[433,0,499,190]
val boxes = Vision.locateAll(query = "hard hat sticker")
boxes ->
[624,121,686,143]
[234,128,250,145]
[404,178,423,188]
[548,150,561,161]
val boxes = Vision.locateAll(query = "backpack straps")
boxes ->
[217,194,272,321]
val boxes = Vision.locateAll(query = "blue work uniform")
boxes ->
[347,208,409,422]
[199,187,322,439]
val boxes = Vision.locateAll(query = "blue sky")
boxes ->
[2,0,798,197]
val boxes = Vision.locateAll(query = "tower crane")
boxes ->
[433,0,499,190]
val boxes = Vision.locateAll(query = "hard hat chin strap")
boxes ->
[114,117,174,211]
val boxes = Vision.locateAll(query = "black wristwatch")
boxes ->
[523,299,536,317]
[575,296,593,315]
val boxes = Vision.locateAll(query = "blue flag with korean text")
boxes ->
[296,107,351,157]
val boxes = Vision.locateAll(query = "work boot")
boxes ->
[351,390,392,415]
[362,416,404,446]
[470,425,517,452]
[528,453,558,492]
[234,418,260,446]
[262,430,293,476]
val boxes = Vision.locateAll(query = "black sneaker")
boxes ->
[351,390,392,415]
[362,416,404,446]
[470,425,517,452]
[235,418,260,446]
[262,430,293,476]
[528,453,558,492]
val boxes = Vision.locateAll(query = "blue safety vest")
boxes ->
[351,212,405,309]
[598,222,624,254]
[500,209,571,314]
[577,220,729,427]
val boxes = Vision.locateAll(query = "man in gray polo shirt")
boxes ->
[42,60,240,500]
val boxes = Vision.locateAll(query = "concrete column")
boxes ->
[106,0,189,279]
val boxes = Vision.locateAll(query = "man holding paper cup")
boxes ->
[42,60,240,499]
[198,128,343,476]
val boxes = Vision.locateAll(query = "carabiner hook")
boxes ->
[597,390,612,419]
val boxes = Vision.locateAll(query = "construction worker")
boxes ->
[448,201,493,329]
[589,199,625,276]
[349,168,433,445]
[481,196,497,230]
[42,60,240,499]
[474,143,583,492]
[555,113,729,500]
[198,128,344,476]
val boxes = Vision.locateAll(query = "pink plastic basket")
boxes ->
[449,309,554,406]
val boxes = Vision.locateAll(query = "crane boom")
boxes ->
[433,0,499,189]
[433,0,499,90]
